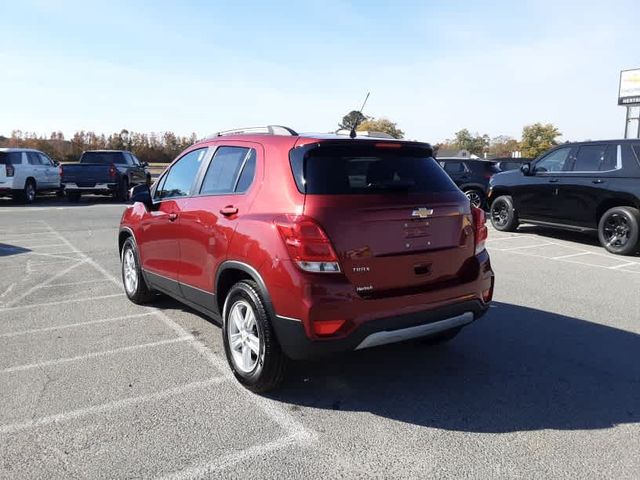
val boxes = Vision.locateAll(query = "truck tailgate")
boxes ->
[61,164,113,185]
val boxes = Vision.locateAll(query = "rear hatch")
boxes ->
[0,151,21,184]
[290,141,477,298]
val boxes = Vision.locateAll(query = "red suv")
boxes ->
[119,126,494,392]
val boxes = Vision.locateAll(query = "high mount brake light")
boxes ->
[374,142,402,148]
[274,215,341,273]
[472,207,488,254]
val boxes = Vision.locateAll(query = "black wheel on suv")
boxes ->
[598,206,640,255]
[222,280,286,393]
[464,189,484,209]
[67,191,81,203]
[121,237,156,304]
[490,195,519,232]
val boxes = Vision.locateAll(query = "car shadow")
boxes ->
[0,195,130,208]
[266,302,640,433]
[0,244,32,257]
[515,225,602,247]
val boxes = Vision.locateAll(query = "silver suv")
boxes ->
[0,148,62,203]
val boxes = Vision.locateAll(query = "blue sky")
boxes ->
[1,0,638,143]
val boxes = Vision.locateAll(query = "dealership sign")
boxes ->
[619,68,640,105]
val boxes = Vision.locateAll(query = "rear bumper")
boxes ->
[63,182,117,193]
[273,298,489,360]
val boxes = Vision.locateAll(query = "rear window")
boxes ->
[0,152,22,165]
[80,152,125,164]
[290,144,456,195]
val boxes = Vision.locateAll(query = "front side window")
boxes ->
[535,147,571,173]
[157,148,207,199]
[572,145,608,172]
[38,153,54,166]
[200,147,256,195]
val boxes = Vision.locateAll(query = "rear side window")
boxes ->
[443,161,466,174]
[157,148,207,199]
[290,144,457,195]
[0,152,23,165]
[200,147,256,195]
[572,145,608,172]
[27,152,41,165]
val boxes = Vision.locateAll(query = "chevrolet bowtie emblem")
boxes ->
[411,208,434,218]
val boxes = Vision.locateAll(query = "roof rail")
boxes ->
[208,125,298,139]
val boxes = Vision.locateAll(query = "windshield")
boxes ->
[290,144,457,195]
[80,152,124,164]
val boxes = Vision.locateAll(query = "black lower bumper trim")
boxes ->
[272,300,488,360]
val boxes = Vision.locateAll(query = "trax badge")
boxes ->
[412,208,434,218]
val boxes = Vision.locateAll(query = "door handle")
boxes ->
[592,179,604,184]
[220,205,239,216]
[168,213,178,222]
[548,178,559,183]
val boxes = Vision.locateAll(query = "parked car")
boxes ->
[488,139,640,255]
[61,150,151,202]
[437,157,500,208]
[0,148,62,203]
[493,157,533,172]
[118,126,495,392]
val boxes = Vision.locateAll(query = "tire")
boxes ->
[419,326,463,345]
[598,206,640,255]
[115,178,129,202]
[19,179,37,204]
[490,195,519,232]
[464,189,485,209]
[222,280,286,393]
[121,237,156,304]
[67,191,81,203]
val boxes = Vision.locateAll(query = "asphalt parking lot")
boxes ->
[1,197,639,479]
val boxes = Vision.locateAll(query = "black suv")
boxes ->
[488,140,640,255]
[438,157,500,208]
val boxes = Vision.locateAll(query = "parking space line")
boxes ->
[0,312,155,339]
[41,278,111,288]
[609,262,639,269]
[0,231,57,239]
[43,222,317,447]
[495,242,554,251]
[2,260,86,308]
[0,293,123,312]
[0,336,191,374]
[0,376,227,435]
[160,433,310,480]
[552,252,591,259]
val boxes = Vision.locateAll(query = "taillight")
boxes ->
[58,165,63,177]
[6,164,15,177]
[472,207,488,254]
[108,164,117,178]
[274,215,341,273]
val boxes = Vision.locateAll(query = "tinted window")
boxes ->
[535,147,570,173]
[158,148,207,199]
[443,161,466,174]
[27,152,41,165]
[200,147,254,195]
[0,152,22,165]
[632,145,640,167]
[499,161,521,171]
[38,153,53,166]
[235,149,256,193]
[290,145,457,195]
[572,145,607,172]
[80,152,126,164]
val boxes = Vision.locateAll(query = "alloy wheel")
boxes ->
[465,191,482,209]
[491,201,509,227]
[25,183,35,203]
[602,213,630,248]
[227,300,261,373]
[123,248,138,294]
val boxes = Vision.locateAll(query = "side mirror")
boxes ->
[520,163,531,175]
[130,184,152,210]
[141,161,149,167]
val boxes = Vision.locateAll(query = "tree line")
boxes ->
[0,129,198,164]
[0,119,562,163]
